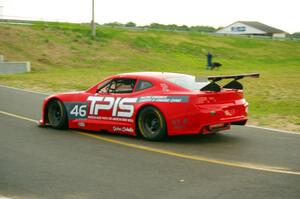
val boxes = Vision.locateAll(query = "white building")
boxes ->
[216,21,286,38]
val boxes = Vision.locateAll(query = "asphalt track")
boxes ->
[0,85,299,199]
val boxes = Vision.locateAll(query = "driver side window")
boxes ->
[98,78,136,94]
[96,79,111,93]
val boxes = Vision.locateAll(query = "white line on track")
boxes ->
[0,84,49,95]
[1,109,300,176]
[246,125,300,135]
[0,110,37,123]
[0,195,12,199]
[0,84,299,135]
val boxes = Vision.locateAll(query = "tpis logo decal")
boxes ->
[87,96,137,118]
[64,97,138,120]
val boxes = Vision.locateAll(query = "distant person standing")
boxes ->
[206,52,213,70]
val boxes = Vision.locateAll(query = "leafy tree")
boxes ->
[102,21,216,33]
[125,22,136,27]
[104,22,124,27]
[291,32,300,38]
[190,26,216,33]
[177,25,189,31]
[150,23,164,29]
[165,24,178,31]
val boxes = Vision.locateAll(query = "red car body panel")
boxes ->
[39,72,249,136]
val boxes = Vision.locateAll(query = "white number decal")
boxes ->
[70,105,79,116]
[79,105,87,117]
[70,105,87,117]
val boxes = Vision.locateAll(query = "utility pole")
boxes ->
[91,0,96,38]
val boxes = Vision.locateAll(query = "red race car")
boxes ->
[39,72,259,140]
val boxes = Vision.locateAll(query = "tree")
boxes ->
[177,25,189,31]
[150,23,164,29]
[125,22,136,27]
[291,32,300,38]
[190,26,216,33]
[104,22,124,27]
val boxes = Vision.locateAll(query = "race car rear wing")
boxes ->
[200,73,259,92]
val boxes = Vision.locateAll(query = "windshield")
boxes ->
[165,74,209,90]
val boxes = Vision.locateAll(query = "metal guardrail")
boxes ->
[207,33,300,41]
[0,55,31,74]
[0,62,31,74]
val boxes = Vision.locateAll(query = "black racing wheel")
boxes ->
[137,106,167,141]
[47,99,68,129]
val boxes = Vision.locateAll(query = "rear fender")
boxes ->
[135,103,168,135]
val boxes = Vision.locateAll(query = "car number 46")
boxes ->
[70,105,87,117]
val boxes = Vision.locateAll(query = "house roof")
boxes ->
[238,21,285,33]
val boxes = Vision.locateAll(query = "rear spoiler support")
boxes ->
[200,73,259,92]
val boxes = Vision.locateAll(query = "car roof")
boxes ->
[113,72,193,80]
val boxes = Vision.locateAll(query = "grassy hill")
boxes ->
[0,22,299,131]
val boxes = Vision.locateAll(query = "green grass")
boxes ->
[0,22,299,131]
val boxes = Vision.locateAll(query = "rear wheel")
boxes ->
[47,99,68,129]
[137,107,167,141]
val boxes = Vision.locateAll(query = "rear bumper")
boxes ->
[200,116,247,134]
[202,123,231,134]
[231,120,247,125]
[195,100,248,134]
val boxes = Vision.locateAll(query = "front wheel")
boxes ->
[47,99,68,129]
[137,107,167,141]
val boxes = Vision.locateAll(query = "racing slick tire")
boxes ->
[47,99,68,129]
[137,106,167,141]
